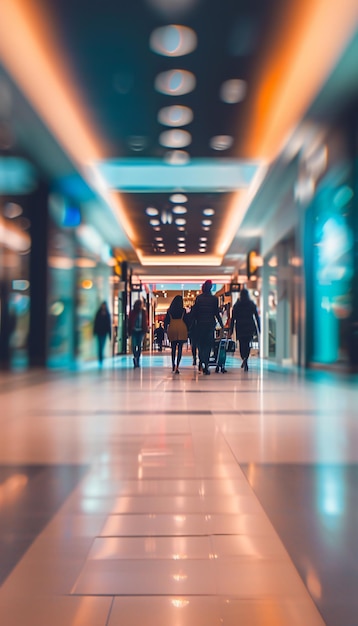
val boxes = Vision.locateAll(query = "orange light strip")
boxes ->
[241,0,358,160]
[0,0,137,244]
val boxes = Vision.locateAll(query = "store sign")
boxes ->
[131,282,142,292]
[230,282,240,292]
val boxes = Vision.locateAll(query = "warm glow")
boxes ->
[0,0,136,245]
[137,253,222,266]
[241,0,358,160]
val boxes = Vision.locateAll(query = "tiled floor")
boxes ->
[0,350,357,625]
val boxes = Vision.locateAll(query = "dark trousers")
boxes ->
[97,334,107,363]
[132,331,144,361]
[197,323,214,368]
[237,335,252,360]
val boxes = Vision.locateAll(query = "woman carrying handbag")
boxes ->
[164,295,189,373]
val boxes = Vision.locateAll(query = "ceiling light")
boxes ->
[128,135,147,151]
[177,226,186,231]
[159,129,192,148]
[146,206,159,216]
[149,218,160,226]
[170,193,187,203]
[153,226,161,231]
[220,79,247,104]
[155,236,163,241]
[202,219,212,226]
[178,248,186,252]
[202,226,210,231]
[199,237,207,241]
[210,135,234,151]
[155,69,196,96]
[203,208,215,216]
[3,202,23,218]
[157,242,164,247]
[172,205,187,214]
[199,249,206,253]
[164,150,190,165]
[150,25,197,57]
[158,105,193,128]
[177,237,185,241]
[175,218,186,226]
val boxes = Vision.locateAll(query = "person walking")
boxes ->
[154,321,165,352]
[164,295,189,374]
[230,288,260,371]
[128,299,149,368]
[93,301,111,366]
[186,307,198,366]
[192,280,223,375]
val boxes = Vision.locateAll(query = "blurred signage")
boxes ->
[247,250,261,279]
[230,282,240,292]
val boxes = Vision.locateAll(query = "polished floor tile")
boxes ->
[0,354,357,625]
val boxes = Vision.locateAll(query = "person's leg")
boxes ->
[176,342,183,371]
[238,335,251,370]
[98,335,106,364]
[132,332,140,367]
[199,324,214,374]
[171,343,176,371]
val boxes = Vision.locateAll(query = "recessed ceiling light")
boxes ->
[128,135,147,151]
[200,237,207,241]
[203,208,215,216]
[178,248,186,252]
[199,249,206,252]
[150,25,197,57]
[157,242,164,247]
[177,237,186,241]
[164,150,190,165]
[158,105,193,128]
[175,218,186,226]
[146,206,159,216]
[153,226,161,231]
[170,193,187,203]
[177,226,186,231]
[210,135,234,151]
[159,129,192,148]
[150,219,161,226]
[155,69,196,96]
[202,226,210,231]
[172,205,187,214]
[220,79,247,104]
[202,219,212,226]
[155,237,163,241]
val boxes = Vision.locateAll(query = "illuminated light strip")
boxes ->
[215,164,268,257]
[0,0,137,244]
[241,0,358,160]
[137,254,222,266]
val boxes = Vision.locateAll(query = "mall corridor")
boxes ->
[0,350,357,626]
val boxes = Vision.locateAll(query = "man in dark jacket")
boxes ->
[230,288,260,371]
[192,280,223,375]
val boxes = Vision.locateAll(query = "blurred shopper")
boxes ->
[192,280,223,375]
[187,307,198,366]
[93,301,111,366]
[230,288,260,371]
[154,321,165,352]
[164,295,189,374]
[128,299,148,368]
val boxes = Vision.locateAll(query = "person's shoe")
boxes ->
[193,359,197,366]
[133,358,137,368]
[203,366,210,375]
[172,365,176,372]
[241,360,245,369]
[243,359,248,371]
[175,367,180,374]
[198,363,202,372]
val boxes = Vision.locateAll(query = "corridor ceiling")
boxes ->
[0,0,357,285]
